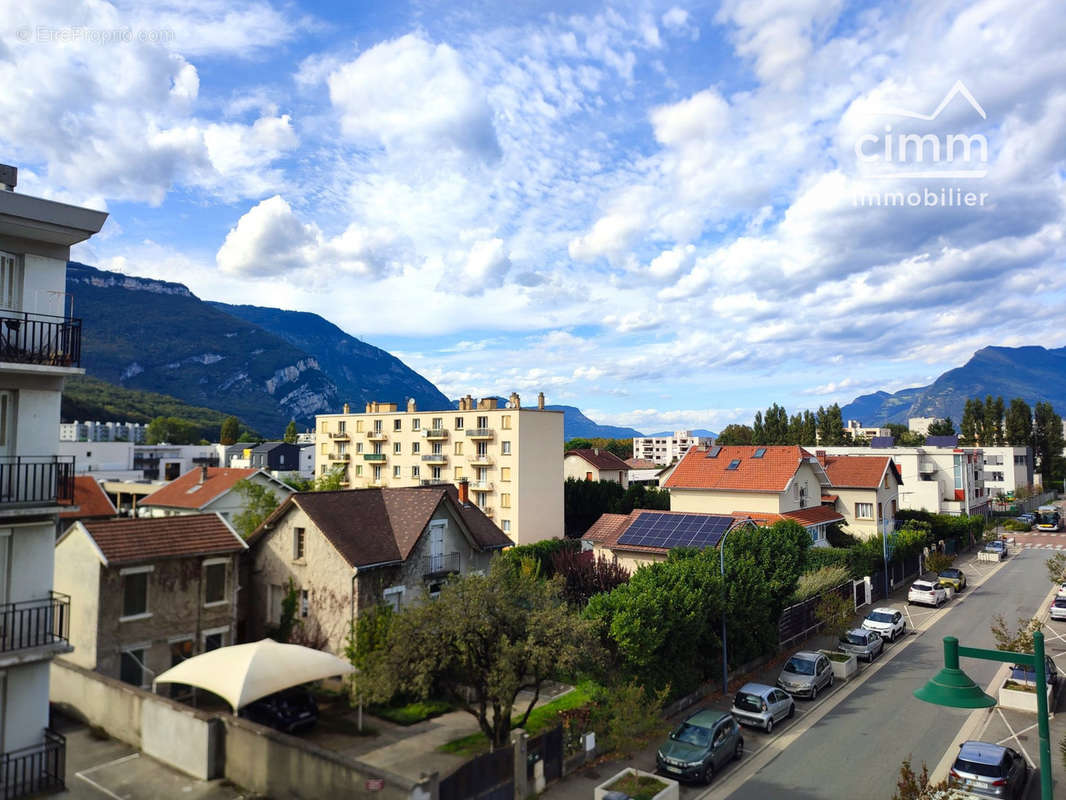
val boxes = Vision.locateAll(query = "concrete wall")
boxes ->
[516,409,564,544]
[9,520,54,603]
[141,697,223,780]
[5,660,50,751]
[53,523,102,668]
[781,462,824,513]
[51,658,143,747]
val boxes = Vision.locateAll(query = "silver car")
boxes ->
[838,628,884,662]
[777,651,833,699]
[730,683,794,734]
[950,741,1028,799]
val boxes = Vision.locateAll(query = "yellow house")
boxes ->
[564,448,630,486]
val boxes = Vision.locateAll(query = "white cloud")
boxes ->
[453,238,512,294]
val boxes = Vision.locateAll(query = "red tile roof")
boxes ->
[664,445,819,492]
[732,506,845,528]
[566,449,630,471]
[73,514,246,565]
[60,477,118,520]
[625,458,662,470]
[821,455,901,488]
[139,467,261,510]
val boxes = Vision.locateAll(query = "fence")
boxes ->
[0,592,69,654]
[440,743,514,800]
[527,725,563,790]
[778,581,853,649]
[0,728,65,799]
[0,456,75,507]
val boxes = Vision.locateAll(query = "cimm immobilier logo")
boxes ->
[853,81,990,209]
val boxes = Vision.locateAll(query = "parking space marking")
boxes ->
[992,712,1039,769]
[75,752,140,800]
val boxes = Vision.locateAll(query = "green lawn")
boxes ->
[369,698,455,726]
[438,680,598,757]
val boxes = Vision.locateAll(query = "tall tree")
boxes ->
[752,411,765,445]
[284,420,298,444]
[817,404,846,445]
[715,424,754,445]
[1005,398,1033,446]
[787,413,804,446]
[801,410,818,446]
[219,415,240,446]
[979,395,999,447]
[232,479,280,538]
[926,417,956,436]
[1032,401,1064,481]
[762,403,789,445]
[990,396,1006,446]
[145,416,202,445]
[960,399,982,444]
[362,559,601,749]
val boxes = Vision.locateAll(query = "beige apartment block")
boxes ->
[314,392,563,545]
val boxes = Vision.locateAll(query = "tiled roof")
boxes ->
[139,467,260,509]
[664,445,815,492]
[582,509,745,555]
[566,449,631,471]
[821,455,900,489]
[254,485,511,569]
[582,513,630,544]
[60,477,118,519]
[625,458,662,470]
[733,505,844,528]
[74,514,246,565]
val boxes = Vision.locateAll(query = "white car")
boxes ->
[908,580,948,607]
[861,607,906,642]
[1057,583,1066,599]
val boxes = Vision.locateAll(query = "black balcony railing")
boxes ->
[0,592,70,654]
[423,552,460,578]
[0,311,81,368]
[0,456,75,507]
[0,729,65,799]
[192,456,219,466]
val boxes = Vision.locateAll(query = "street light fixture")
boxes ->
[913,634,1053,800]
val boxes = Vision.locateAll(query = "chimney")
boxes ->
[0,164,16,192]
[457,478,470,506]
[594,448,600,456]
[199,465,209,484]
[815,449,827,466]
[407,398,416,413]
[537,392,545,410]
[509,392,520,409]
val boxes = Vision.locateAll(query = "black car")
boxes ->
[238,687,318,733]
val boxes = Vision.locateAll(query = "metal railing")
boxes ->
[471,481,493,492]
[0,456,75,507]
[329,431,350,440]
[470,454,493,466]
[366,431,387,441]
[331,452,351,461]
[465,429,494,438]
[0,729,65,799]
[420,479,450,486]
[422,453,447,463]
[363,453,385,462]
[423,552,460,577]
[423,429,448,439]
[0,592,70,654]
[0,311,81,368]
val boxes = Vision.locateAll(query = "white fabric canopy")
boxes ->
[153,639,355,711]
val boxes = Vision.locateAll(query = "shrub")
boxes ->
[501,538,580,578]
[815,590,854,642]
[1003,519,1031,532]
[804,548,851,573]
[924,551,955,574]
[991,615,1042,654]
[587,681,670,759]
[793,566,851,602]
[552,549,630,606]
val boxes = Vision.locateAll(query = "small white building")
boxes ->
[980,446,1034,499]
[59,419,147,443]
[845,420,892,440]
[631,431,713,465]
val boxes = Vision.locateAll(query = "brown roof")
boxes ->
[254,485,511,569]
[625,458,662,470]
[733,506,845,528]
[139,467,262,509]
[566,449,630,471]
[582,509,748,555]
[60,477,118,520]
[665,445,819,492]
[821,455,901,488]
[72,514,246,566]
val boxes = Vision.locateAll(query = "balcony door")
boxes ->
[0,392,14,503]
[428,521,445,573]
[0,252,22,312]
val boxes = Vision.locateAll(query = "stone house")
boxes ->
[246,482,512,656]
[54,514,246,688]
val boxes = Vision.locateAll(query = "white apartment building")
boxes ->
[820,443,990,516]
[57,441,221,481]
[59,420,147,443]
[315,392,563,545]
[980,446,1034,498]
[0,166,106,796]
[845,420,891,440]
[908,417,939,436]
[631,430,713,465]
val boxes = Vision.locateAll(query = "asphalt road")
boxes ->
[725,548,1051,800]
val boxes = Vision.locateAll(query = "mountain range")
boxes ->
[840,346,1066,425]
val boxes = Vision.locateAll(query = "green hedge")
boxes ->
[804,548,851,572]
[501,538,581,578]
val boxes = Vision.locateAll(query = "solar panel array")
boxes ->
[616,512,733,550]
[869,436,895,448]
[706,445,722,458]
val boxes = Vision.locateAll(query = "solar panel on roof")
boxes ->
[707,446,722,458]
[726,459,741,470]
[870,436,895,448]
[617,512,733,551]
[753,448,766,458]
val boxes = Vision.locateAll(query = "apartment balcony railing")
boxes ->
[480,507,494,517]
[469,454,493,466]
[191,456,219,466]
[422,429,448,440]
[363,454,386,462]
[465,429,494,439]
[422,453,447,464]
[0,311,81,368]
[0,592,70,655]
[331,452,351,461]
[423,552,460,578]
[420,479,450,486]
[329,431,350,440]
[366,431,387,441]
[0,729,65,799]
[471,481,493,492]
[0,456,75,507]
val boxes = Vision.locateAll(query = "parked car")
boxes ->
[777,651,833,699]
[861,607,906,642]
[908,580,948,607]
[838,628,884,662]
[937,567,967,592]
[983,540,1008,559]
[949,741,1028,799]
[655,709,744,784]
[238,687,318,734]
[1009,655,1060,687]
[1053,597,1066,621]
[1056,582,1066,598]
[1017,512,1037,525]
[730,683,795,733]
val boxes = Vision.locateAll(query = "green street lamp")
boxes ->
[914,633,1053,800]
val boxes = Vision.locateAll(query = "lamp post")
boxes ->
[914,633,1052,800]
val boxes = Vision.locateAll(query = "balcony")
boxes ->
[331,452,351,461]
[0,592,70,661]
[329,431,350,441]
[465,428,494,439]
[366,431,387,441]
[422,453,447,464]
[469,454,493,467]
[191,456,219,467]
[0,456,75,509]
[480,507,494,517]
[0,311,81,369]
[420,479,450,486]
[471,481,493,492]
[423,552,460,578]
[0,729,65,799]
[423,429,448,440]
[363,453,386,462]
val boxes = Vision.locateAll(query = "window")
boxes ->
[502,520,511,533]
[300,589,309,618]
[373,465,382,480]
[412,418,420,431]
[355,420,364,432]
[374,419,383,433]
[586,471,593,480]
[319,421,327,433]
[383,585,404,611]
[355,464,363,476]
[394,419,402,431]
[501,493,511,508]
[455,417,464,430]
[411,442,420,454]
[454,466,463,480]
[411,466,420,478]
[203,629,226,651]
[0,252,22,311]
[432,417,443,430]
[501,441,512,455]
[726,459,741,470]
[356,442,364,453]
[268,584,284,624]
[120,648,145,687]
[121,567,151,619]
[477,415,488,428]
[393,465,401,478]
[431,467,442,480]
[320,442,328,454]
[204,561,227,605]
[454,441,463,456]
[170,638,193,667]
[855,503,874,519]
[501,467,511,482]
[502,415,511,429]
[293,527,306,560]
[394,442,402,454]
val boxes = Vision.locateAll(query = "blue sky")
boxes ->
[3,0,1065,434]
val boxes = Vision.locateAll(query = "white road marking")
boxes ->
[75,752,140,800]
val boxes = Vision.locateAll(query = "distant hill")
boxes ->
[840,346,1066,424]
[550,406,643,440]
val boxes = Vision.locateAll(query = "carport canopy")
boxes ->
[153,638,355,711]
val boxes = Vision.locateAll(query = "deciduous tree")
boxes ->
[284,420,298,444]
[232,479,280,538]
[926,417,956,437]
[220,415,240,445]
[715,424,754,445]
